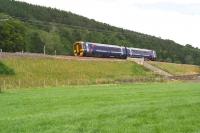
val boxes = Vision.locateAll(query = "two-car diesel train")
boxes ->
[73,41,157,60]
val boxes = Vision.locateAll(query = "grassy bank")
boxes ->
[148,61,200,75]
[0,83,200,133]
[0,55,154,89]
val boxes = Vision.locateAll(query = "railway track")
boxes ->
[0,52,126,62]
[54,55,126,62]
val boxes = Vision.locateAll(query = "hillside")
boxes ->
[0,0,200,65]
[0,54,155,89]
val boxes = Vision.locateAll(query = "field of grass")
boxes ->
[0,83,200,133]
[0,56,155,89]
[148,61,200,76]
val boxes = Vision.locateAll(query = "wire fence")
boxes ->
[0,77,167,92]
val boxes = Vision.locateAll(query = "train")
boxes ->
[73,41,157,60]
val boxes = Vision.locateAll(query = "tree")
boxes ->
[184,55,194,64]
[0,20,25,52]
[28,32,44,53]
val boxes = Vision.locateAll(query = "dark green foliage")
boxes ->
[26,32,44,53]
[0,20,26,52]
[0,62,14,75]
[0,0,200,65]
[0,0,117,31]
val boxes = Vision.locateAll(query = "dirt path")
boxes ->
[143,62,173,77]
[127,58,173,77]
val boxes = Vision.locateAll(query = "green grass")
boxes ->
[148,61,200,75]
[0,56,154,89]
[0,83,200,133]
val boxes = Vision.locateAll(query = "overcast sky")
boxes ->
[17,0,200,48]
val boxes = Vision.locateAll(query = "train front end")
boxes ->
[73,41,85,57]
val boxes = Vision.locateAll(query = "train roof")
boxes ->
[81,41,155,52]
[128,47,154,52]
[86,42,123,48]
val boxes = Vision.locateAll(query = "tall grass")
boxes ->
[0,56,155,89]
[148,61,200,75]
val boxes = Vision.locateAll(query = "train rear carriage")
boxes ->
[127,47,156,60]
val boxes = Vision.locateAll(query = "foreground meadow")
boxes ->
[0,83,200,133]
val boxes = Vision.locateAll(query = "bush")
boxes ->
[0,62,15,75]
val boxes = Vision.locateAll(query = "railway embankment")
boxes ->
[128,57,200,82]
[0,53,199,90]
[0,53,156,89]
[127,58,173,77]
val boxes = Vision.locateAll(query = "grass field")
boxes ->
[0,56,155,89]
[0,83,200,133]
[148,61,200,76]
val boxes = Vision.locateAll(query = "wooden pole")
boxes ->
[44,45,46,55]
[3,80,6,91]
[55,50,57,56]
[0,85,2,93]
[43,80,46,88]
[18,80,21,89]
[55,79,58,86]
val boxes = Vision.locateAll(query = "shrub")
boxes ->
[0,62,15,75]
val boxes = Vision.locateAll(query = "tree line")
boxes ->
[0,0,200,65]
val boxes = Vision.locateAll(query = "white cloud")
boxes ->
[17,0,200,48]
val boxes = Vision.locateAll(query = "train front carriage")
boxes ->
[73,41,85,56]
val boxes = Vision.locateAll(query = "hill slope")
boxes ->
[148,61,200,76]
[0,54,154,89]
[0,0,200,65]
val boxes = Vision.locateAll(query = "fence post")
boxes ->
[68,80,70,86]
[43,80,46,88]
[44,45,46,55]
[77,80,79,85]
[55,50,57,56]
[55,79,58,87]
[0,85,2,93]
[3,80,6,91]
[32,80,34,88]
[0,49,2,54]
[18,80,21,89]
